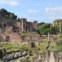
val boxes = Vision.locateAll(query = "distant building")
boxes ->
[53,19,62,27]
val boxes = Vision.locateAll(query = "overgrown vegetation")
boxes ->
[54,34,62,52]
[0,35,62,60]
[0,8,62,61]
[0,9,17,20]
[37,23,59,35]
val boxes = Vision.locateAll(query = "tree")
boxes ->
[0,8,17,20]
[50,26,59,34]
[0,8,8,17]
[56,39,62,51]
[38,22,45,26]
[37,23,51,35]
[9,13,17,20]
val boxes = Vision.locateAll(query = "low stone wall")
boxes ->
[2,51,62,62]
[2,51,28,62]
[21,35,42,44]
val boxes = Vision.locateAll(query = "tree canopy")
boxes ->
[0,8,17,20]
[37,23,59,35]
[37,23,51,35]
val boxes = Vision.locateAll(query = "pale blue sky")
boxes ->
[0,0,62,23]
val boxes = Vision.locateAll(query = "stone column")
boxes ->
[45,32,50,62]
[21,19,24,32]
[49,51,55,62]
[48,32,50,47]
[59,22,61,34]
[45,51,50,62]
[54,52,59,62]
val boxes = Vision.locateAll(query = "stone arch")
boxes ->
[2,21,7,29]
[5,35,10,41]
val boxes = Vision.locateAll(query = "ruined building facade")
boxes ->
[0,17,38,32]
[12,18,38,32]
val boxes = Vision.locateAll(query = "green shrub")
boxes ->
[56,39,62,51]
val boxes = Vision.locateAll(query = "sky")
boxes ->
[0,0,62,23]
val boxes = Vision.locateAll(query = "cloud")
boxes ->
[45,7,62,21]
[45,7,62,15]
[28,9,38,14]
[0,0,19,7]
